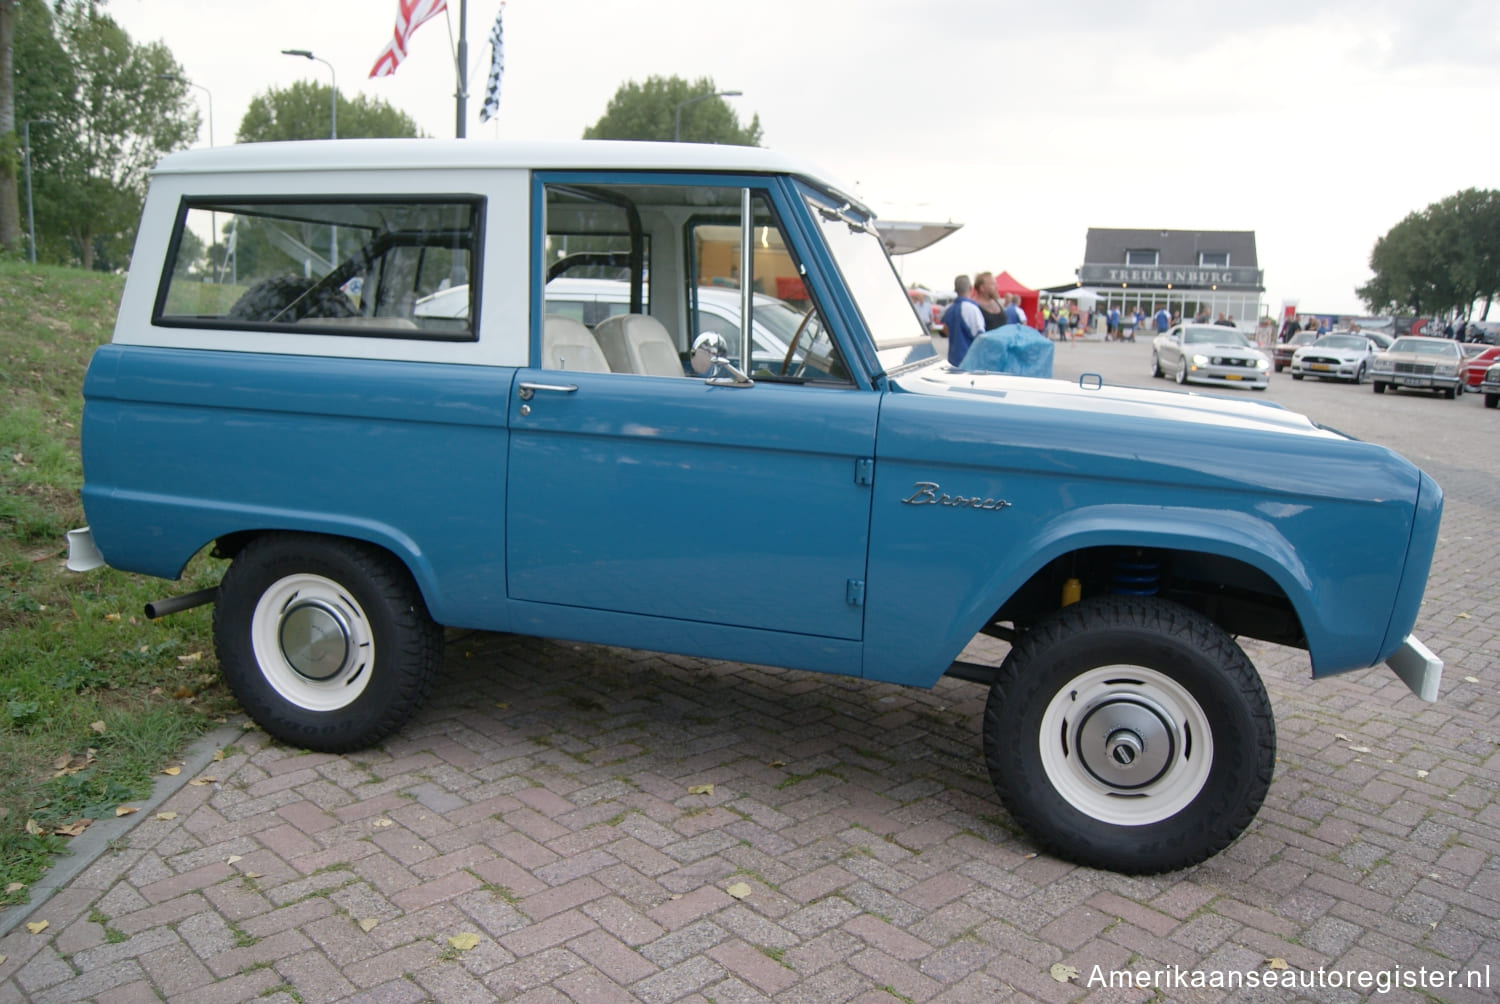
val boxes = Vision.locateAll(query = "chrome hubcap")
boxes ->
[1076,697,1175,790]
[279,600,352,681]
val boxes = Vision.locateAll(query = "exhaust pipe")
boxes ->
[144,587,218,620]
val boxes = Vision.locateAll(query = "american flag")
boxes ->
[479,5,505,123]
[369,0,449,78]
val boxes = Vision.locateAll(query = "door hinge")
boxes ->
[846,579,865,607]
[854,458,874,486]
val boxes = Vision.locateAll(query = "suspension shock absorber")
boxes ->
[1111,553,1161,595]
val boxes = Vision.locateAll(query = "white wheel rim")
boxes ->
[1038,665,1213,826]
[250,573,374,711]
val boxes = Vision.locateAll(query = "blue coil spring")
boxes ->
[1112,559,1160,595]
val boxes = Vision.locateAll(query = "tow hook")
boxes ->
[144,587,218,620]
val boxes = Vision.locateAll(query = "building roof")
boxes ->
[1084,228,1258,267]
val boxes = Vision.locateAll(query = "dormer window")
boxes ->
[1125,249,1158,267]
[1199,251,1229,267]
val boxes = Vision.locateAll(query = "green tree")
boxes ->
[23,2,199,270]
[1359,188,1500,319]
[237,82,422,143]
[583,76,761,146]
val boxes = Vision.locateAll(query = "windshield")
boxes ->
[1184,327,1251,347]
[1392,338,1459,356]
[804,190,929,368]
[1316,335,1366,350]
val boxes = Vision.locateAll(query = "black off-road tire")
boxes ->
[214,533,442,752]
[983,596,1275,874]
[227,275,359,323]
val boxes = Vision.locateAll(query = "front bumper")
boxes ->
[1373,372,1462,391]
[1185,363,1270,388]
[1386,634,1442,702]
[1293,359,1361,380]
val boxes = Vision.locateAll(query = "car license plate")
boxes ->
[1395,377,1425,386]
[1312,364,1330,371]
[1225,374,1243,380]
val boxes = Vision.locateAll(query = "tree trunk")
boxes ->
[0,2,20,254]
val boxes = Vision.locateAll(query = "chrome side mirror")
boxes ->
[691,332,753,387]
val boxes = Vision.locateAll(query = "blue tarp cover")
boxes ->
[957,323,1055,377]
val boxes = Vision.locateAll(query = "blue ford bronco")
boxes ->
[69,140,1443,873]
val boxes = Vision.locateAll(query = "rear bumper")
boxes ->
[1386,634,1442,702]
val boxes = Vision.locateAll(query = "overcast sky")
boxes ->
[108,0,1500,316]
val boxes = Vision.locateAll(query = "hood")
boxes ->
[893,364,1341,440]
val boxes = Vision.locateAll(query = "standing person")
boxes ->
[1005,293,1026,327]
[940,274,985,365]
[972,271,1005,330]
[1107,305,1121,339]
[1056,303,1072,341]
[1214,312,1235,327]
[1154,305,1171,334]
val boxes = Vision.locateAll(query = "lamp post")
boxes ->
[23,119,56,265]
[672,90,742,143]
[281,49,337,139]
[157,73,214,147]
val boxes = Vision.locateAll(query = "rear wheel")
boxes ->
[983,597,1275,873]
[1485,393,1498,408]
[214,533,442,752]
[1373,381,1387,394]
[1352,363,1366,384]
[1291,373,1304,380]
[1151,352,1163,378]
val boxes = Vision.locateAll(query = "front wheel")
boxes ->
[1485,392,1498,408]
[1151,352,1163,378]
[1353,363,1366,385]
[983,597,1274,874]
[1174,358,1187,385]
[214,533,442,752]
[1373,381,1387,394]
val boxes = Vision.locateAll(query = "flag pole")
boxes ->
[455,0,469,137]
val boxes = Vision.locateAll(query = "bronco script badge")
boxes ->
[900,481,1012,511]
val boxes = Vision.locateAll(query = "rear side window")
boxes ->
[155,197,482,340]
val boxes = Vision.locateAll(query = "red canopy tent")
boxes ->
[993,272,1039,328]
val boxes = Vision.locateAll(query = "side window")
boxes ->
[156,197,480,340]
[537,179,849,383]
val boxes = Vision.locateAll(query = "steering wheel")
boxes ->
[779,306,820,377]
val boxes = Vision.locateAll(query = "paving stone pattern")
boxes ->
[2,343,1496,1002]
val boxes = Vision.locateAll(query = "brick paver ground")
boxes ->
[3,341,1496,1002]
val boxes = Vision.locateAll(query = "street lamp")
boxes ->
[157,73,214,147]
[281,49,337,139]
[672,90,742,143]
[23,119,56,265]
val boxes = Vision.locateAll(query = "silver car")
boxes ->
[1290,333,1378,384]
[1151,324,1271,390]
[1370,336,1465,399]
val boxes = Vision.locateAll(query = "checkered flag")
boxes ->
[479,5,505,123]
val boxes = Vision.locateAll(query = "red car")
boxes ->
[1463,345,1500,387]
[1273,330,1316,372]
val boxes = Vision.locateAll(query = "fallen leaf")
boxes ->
[1334,733,1351,742]
[1416,769,1429,778]
[54,820,91,838]
[1265,957,1290,970]
[213,749,226,762]
[89,721,106,735]
[358,918,379,932]
[1050,963,1079,983]
[494,701,509,709]
[226,855,242,865]
[687,784,715,796]
[115,806,139,817]
[1022,852,1038,859]
[52,754,71,770]
[1457,612,1470,619]
[104,612,120,622]
[4,883,25,894]
[726,882,752,900]
[1464,676,1480,684]
[244,872,263,879]
[25,921,48,935]
[768,760,786,768]
[447,932,481,951]
[172,687,194,699]
[372,818,393,828]
[24,819,43,836]
[0,954,5,965]
[177,652,203,665]
[1347,745,1372,754]
[156,812,177,821]
[189,777,218,786]
[163,766,181,776]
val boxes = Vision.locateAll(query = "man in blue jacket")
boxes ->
[941,275,986,365]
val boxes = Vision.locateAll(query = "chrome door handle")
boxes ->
[518,382,579,401]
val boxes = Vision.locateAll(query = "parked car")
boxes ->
[1370,336,1466,398]
[69,139,1443,875]
[1480,362,1500,408]
[1272,330,1316,372]
[1290,333,1378,384]
[1462,345,1500,388]
[1151,324,1271,390]
[1357,329,1393,350]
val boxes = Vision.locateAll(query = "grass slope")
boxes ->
[0,260,234,904]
